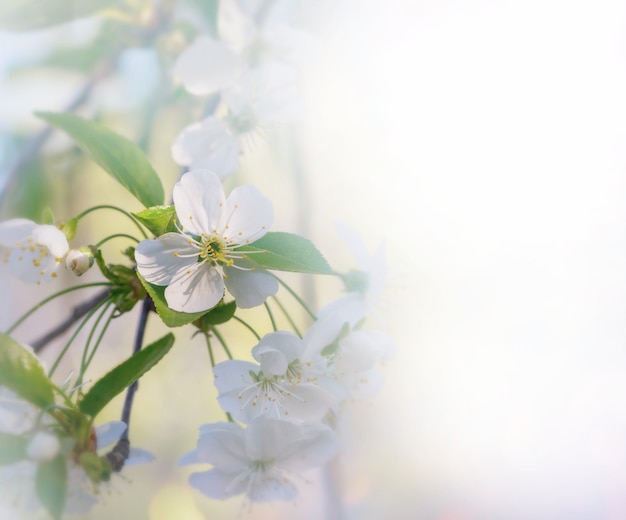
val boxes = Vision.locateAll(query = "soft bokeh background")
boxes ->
[3,0,626,518]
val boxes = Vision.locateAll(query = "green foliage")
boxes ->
[137,274,213,327]
[36,112,165,208]
[78,333,175,417]
[59,217,78,241]
[0,0,122,31]
[80,451,112,484]
[341,269,369,294]
[36,454,67,520]
[132,205,178,237]
[194,300,237,331]
[0,334,55,410]
[0,432,27,465]
[242,232,335,275]
[91,248,145,313]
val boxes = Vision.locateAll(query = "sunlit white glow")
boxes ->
[301,0,626,517]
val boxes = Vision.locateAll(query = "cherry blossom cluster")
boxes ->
[0,1,395,518]
[171,1,315,178]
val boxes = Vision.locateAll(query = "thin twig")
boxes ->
[120,297,153,439]
[30,288,111,353]
[103,296,153,473]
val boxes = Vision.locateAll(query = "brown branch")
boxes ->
[31,288,111,353]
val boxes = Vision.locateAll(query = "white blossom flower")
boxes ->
[222,61,303,129]
[64,246,94,277]
[302,300,397,401]
[135,169,277,312]
[218,1,319,67]
[327,220,389,325]
[172,36,245,96]
[213,331,336,423]
[171,62,300,180]
[0,218,69,284]
[171,117,240,178]
[179,416,338,502]
[0,420,154,517]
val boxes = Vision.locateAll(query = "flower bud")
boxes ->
[26,430,60,462]
[65,247,94,276]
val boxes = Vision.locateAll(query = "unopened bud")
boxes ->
[65,247,94,276]
[26,430,60,462]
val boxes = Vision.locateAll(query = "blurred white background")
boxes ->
[299,0,626,518]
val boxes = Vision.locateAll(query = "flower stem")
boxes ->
[271,295,302,338]
[231,315,261,340]
[75,205,148,239]
[48,295,113,378]
[76,302,115,388]
[5,282,113,336]
[264,301,277,332]
[273,274,317,321]
[205,332,234,422]
[204,332,216,367]
[94,233,140,248]
[211,327,233,360]
[31,288,112,353]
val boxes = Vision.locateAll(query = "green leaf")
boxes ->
[132,205,178,237]
[0,0,122,31]
[194,300,236,330]
[0,432,27,465]
[36,454,67,520]
[36,112,164,208]
[0,334,55,410]
[242,232,334,275]
[137,274,212,327]
[79,333,175,417]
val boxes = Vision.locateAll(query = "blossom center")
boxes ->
[250,459,275,473]
[198,234,234,267]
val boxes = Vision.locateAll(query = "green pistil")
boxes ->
[286,360,302,384]
[251,459,275,472]
[198,235,234,267]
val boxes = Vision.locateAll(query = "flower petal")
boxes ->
[126,447,156,466]
[172,36,243,96]
[223,266,277,309]
[173,170,225,236]
[95,421,127,449]
[252,331,302,376]
[135,234,198,286]
[245,417,300,460]
[277,423,339,472]
[8,248,50,283]
[247,474,298,502]
[338,368,384,400]
[213,360,258,393]
[31,225,69,259]
[171,117,240,179]
[0,218,36,247]
[189,469,246,499]
[194,422,248,472]
[219,184,273,243]
[164,262,225,313]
